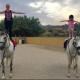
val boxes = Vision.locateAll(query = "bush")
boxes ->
[57,30,64,33]
[39,33,47,37]
[54,33,59,37]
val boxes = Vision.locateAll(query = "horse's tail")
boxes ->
[63,39,71,50]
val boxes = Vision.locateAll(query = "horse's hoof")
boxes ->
[67,74,70,78]
[2,76,5,79]
[67,76,70,78]
[73,68,75,70]
[76,75,79,78]
[9,73,12,78]
[9,76,12,78]
[74,67,76,70]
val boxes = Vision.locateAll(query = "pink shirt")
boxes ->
[68,20,75,28]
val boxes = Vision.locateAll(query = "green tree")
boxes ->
[48,28,53,34]
[0,15,45,37]
[54,33,59,37]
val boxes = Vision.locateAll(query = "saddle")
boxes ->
[11,40,18,47]
[63,38,72,50]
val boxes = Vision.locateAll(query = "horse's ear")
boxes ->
[74,35,76,39]
[5,30,8,34]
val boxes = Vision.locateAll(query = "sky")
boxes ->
[0,0,80,25]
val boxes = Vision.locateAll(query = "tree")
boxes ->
[0,20,4,30]
[48,28,53,34]
[54,33,59,37]
[28,16,44,37]
[0,15,45,37]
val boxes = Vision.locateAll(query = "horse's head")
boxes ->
[73,36,80,54]
[0,31,8,50]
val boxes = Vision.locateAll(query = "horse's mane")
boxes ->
[5,33,10,48]
[69,37,74,43]
[6,33,10,41]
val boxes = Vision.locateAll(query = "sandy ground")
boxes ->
[0,44,80,79]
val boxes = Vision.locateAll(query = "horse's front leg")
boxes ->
[9,59,13,78]
[0,54,2,67]
[0,58,1,67]
[2,58,5,79]
[6,57,8,66]
[67,57,71,78]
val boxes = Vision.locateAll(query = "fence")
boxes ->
[12,37,67,47]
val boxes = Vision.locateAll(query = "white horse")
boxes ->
[66,36,80,78]
[0,31,14,79]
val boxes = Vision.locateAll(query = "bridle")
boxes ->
[73,39,80,55]
[0,33,10,50]
[68,38,78,58]
[73,40,77,50]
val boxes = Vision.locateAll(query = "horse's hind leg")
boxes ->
[0,54,2,67]
[67,64,71,78]
[75,64,79,78]
[9,58,13,78]
[0,60,1,67]
[75,56,79,78]
[0,61,2,67]
[6,57,8,66]
[67,57,72,78]
[2,58,5,79]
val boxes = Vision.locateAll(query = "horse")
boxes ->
[0,31,14,79]
[66,36,80,78]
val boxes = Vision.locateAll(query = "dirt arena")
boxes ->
[0,44,80,79]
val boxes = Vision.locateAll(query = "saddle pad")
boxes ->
[11,40,18,46]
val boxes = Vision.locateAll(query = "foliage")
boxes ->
[57,30,64,33]
[48,28,53,33]
[0,15,45,37]
[39,33,47,37]
[54,33,59,37]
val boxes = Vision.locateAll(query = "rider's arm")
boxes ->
[60,20,68,22]
[11,10,25,14]
[74,20,80,24]
[0,11,5,14]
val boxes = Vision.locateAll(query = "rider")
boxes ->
[61,15,80,49]
[0,4,25,40]
[61,15,80,38]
